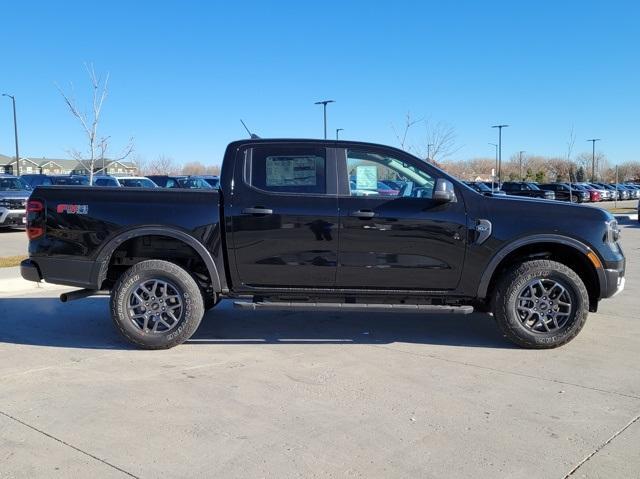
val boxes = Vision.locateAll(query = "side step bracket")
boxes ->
[233,301,473,314]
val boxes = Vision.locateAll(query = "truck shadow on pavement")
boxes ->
[0,297,515,350]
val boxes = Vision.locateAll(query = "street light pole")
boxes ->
[587,138,601,181]
[2,94,20,176]
[518,150,526,180]
[492,124,509,185]
[314,100,335,139]
[427,143,433,161]
[489,143,498,192]
[336,128,343,140]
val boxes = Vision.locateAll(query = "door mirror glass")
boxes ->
[433,178,456,203]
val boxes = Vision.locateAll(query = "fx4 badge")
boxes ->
[57,204,88,215]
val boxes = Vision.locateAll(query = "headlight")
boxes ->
[606,220,620,244]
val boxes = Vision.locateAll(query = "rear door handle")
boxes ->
[242,207,273,215]
[351,210,375,219]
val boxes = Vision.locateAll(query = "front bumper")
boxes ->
[0,208,26,227]
[601,262,625,299]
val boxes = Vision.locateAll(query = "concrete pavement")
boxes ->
[0,221,638,478]
[0,228,27,257]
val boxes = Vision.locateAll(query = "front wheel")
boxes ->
[110,260,204,349]
[493,260,589,349]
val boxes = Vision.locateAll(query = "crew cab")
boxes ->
[21,139,625,350]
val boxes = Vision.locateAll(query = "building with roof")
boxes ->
[0,155,137,176]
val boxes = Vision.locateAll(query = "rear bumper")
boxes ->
[21,256,101,288]
[20,259,42,282]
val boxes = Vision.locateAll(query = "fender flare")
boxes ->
[93,226,222,292]
[476,234,604,299]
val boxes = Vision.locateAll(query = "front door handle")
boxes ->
[242,207,273,215]
[351,210,375,219]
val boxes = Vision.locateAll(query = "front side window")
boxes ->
[247,146,326,195]
[346,149,434,198]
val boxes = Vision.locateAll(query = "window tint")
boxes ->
[247,146,326,194]
[346,149,434,198]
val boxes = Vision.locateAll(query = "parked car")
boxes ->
[93,175,122,187]
[463,181,507,196]
[500,181,555,200]
[539,183,589,203]
[569,184,601,202]
[21,174,53,188]
[583,183,612,201]
[50,175,90,186]
[116,177,158,188]
[201,175,220,188]
[611,184,637,200]
[0,175,30,229]
[175,176,213,189]
[147,175,212,189]
[593,183,623,200]
[621,184,640,199]
[22,138,625,351]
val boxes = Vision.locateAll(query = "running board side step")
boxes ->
[234,301,474,314]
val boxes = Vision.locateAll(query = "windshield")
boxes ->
[119,178,157,188]
[0,177,30,191]
[525,182,541,190]
[177,177,212,189]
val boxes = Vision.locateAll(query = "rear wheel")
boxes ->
[110,260,204,349]
[493,260,589,349]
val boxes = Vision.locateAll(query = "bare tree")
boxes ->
[391,111,422,152]
[182,161,207,175]
[139,154,180,175]
[420,121,460,162]
[58,63,133,183]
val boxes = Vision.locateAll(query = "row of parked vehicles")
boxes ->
[464,180,640,203]
[19,173,220,189]
[0,173,219,229]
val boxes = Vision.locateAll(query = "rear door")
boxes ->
[226,143,339,289]
[335,146,467,290]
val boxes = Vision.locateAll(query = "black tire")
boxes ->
[570,195,579,203]
[110,260,204,349]
[492,260,589,349]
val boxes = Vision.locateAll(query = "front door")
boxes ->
[227,143,339,289]
[336,146,467,290]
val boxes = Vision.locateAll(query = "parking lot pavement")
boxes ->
[0,220,637,478]
[0,228,27,257]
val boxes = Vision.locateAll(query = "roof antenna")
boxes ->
[240,119,260,139]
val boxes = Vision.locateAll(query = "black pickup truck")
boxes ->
[22,139,625,349]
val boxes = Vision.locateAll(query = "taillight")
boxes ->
[27,200,43,212]
[27,227,43,240]
[26,199,44,239]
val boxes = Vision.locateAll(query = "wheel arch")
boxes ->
[93,227,222,292]
[478,234,604,308]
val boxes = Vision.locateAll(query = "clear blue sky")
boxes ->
[1,0,638,166]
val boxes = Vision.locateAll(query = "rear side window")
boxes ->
[247,146,326,195]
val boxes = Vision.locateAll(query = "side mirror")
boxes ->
[433,178,456,203]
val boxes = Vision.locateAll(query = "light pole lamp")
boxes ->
[336,128,344,140]
[491,124,509,185]
[488,143,498,192]
[2,93,20,176]
[427,143,434,161]
[587,138,601,181]
[518,150,526,180]
[314,100,334,139]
